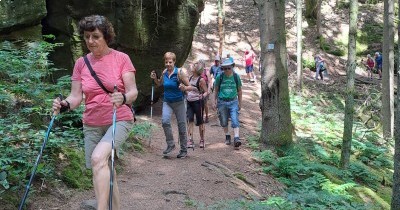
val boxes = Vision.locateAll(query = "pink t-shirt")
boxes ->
[244,51,256,66]
[71,49,136,126]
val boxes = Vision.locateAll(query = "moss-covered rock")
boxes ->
[0,0,46,33]
[43,0,204,110]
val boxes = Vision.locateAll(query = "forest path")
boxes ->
[29,0,285,209]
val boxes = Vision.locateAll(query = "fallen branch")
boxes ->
[201,161,262,199]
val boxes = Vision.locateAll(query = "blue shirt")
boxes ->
[210,65,222,77]
[163,67,183,103]
[375,55,382,65]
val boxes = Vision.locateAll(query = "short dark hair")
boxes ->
[79,15,115,45]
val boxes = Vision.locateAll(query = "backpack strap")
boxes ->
[218,73,239,92]
[84,55,112,94]
[84,55,134,113]
[196,77,202,93]
[233,73,239,92]
[189,75,202,92]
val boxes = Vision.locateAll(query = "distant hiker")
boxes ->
[374,52,382,79]
[314,54,326,80]
[52,15,138,210]
[210,55,223,86]
[364,54,375,80]
[185,60,209,148]
[243,47,257,82]
[198,59,211,123]
[226,51,234,64]
[209,55,222,109]
[213,59,243,149]
[150,52,191,158]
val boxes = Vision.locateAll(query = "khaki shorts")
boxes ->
[83,120,133,168]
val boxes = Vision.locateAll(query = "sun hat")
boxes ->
[215,55,221,61]
[221,59,234,67]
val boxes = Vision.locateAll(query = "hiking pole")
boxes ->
[109,85,118,210]
[200,93,205,150]
[19,94,63,210]
[148,80,154,147]
[151,80,154,119]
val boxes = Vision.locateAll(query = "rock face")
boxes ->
[0,0,204,110]
[0,0,47,40]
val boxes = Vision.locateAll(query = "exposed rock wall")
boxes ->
[0,0,204,110]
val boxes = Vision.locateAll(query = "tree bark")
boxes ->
[316,0,322,37]
[305,0,318,19]
[390,2,400,207]
[382,0,395,139]
[340,0,357,169]
[296,0,303,90]
[218,0,225,57]
[256,0,293,146]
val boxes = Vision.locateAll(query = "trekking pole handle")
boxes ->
[55,94,64,116]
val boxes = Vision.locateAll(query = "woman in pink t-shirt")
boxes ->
[52,15,138,210]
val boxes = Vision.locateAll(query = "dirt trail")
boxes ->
[29,0,285,209]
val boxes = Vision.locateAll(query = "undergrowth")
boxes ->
[250,90,391,209]
[206,83,392,209]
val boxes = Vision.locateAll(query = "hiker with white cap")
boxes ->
[213,59,243,149]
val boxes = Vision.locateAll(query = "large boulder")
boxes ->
[43,0,204,110]
[0,0,46,39]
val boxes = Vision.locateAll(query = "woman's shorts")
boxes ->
[83,120,134,168]
[187,100,204,126]
[245,64,254,73]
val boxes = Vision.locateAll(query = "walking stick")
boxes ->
[200,93,205,150]
[19,95,63,210]
[151,80,154,119]
[109,85,118,210]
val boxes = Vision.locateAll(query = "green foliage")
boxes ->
[338,0,350,9]
[60,148,92,189]
[130,121,156,139]
[243,91,390,209]
[319,36,346,57]
[302,57,315,70]
[0,40,84,205]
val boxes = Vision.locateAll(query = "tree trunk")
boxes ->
[256,0,293,146]
[340,0,358,169]
[316,0,322,37]
[391,2,400,207]
[296,0,303,90]
[218,0,225,56]
[305,0,318,19]
[382,0,395,139]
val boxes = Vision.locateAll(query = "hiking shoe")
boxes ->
[163,144,176,155]
[234,137,242,148]
[225,135,231,145]
[187,138,194,148]
[199,139,205,148]
[177,150,187,158]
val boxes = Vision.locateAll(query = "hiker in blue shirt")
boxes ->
[213,59,243,149]
[150,52,191,158]
[374,52,382,79]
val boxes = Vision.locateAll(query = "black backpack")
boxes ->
[189,75,203,93]
[218,73,239,92]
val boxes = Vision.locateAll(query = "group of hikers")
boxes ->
[363,51,383,80]
[49,15,255,210]
[149,52,245,158]
[314,51,383,81]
